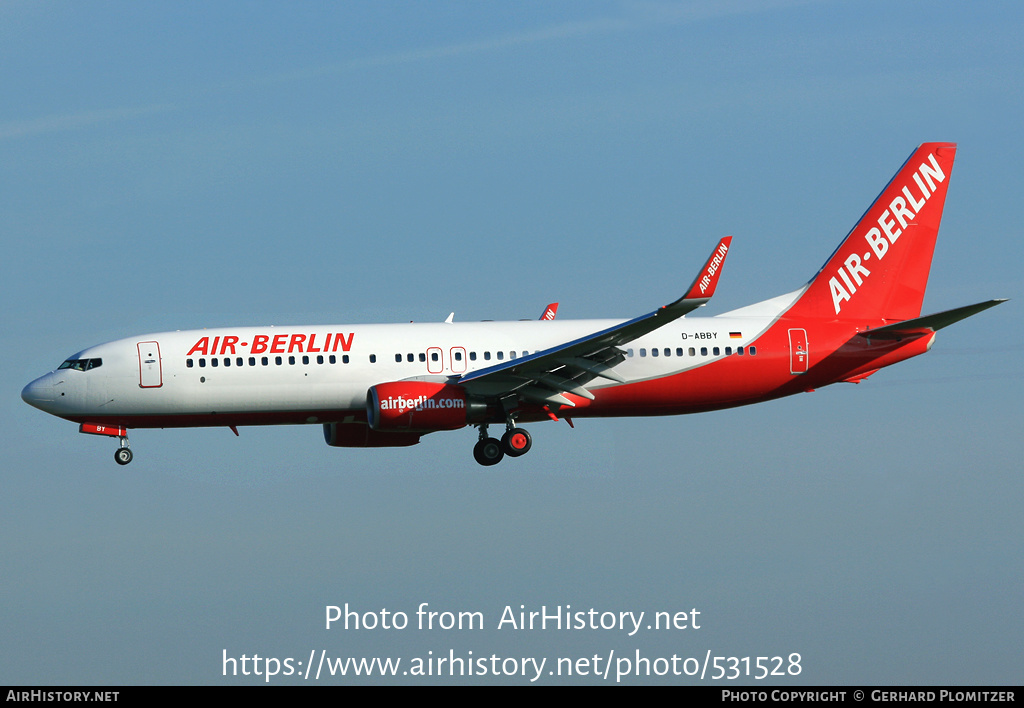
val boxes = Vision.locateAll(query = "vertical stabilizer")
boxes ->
[791,143,957,322]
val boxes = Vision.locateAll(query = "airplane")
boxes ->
[22,142,1006,467]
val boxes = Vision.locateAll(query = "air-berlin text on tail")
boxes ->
[186,332,355,357]
[829,151,947,314]
[698,241,730,295]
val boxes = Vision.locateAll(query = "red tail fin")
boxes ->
[793,143,957,322]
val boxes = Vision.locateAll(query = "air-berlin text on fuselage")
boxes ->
[185,332,355,357]
[829,151,946,314]
[698,241,730,295]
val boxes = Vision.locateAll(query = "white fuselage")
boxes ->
[23,314,776,428]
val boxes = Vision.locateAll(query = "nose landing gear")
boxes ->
[114,437,133,465]
[78,424,134,465]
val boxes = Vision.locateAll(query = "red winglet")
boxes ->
[683,236,732,300]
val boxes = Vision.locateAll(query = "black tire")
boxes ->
[473,437,504,466]
[114,448,133,466]
[501,428,532,457]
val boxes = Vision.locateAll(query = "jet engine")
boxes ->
[366,381,487,432]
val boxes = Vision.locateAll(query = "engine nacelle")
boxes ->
[367,381,484,432]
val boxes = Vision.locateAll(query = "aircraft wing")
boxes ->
[457,237,732,408]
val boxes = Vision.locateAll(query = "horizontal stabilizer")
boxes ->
[862,299,1007,339]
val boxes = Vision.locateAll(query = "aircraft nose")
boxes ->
[21,374,55,410]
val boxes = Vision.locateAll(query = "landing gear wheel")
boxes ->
[501,428,532,457]
[114,448,134,466]
[473,437,504,466]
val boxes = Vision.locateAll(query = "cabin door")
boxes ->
[137,341,163,388]
[788,329,809,374]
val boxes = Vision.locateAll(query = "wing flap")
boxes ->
[555,356,627,384]
[537,373,596,400]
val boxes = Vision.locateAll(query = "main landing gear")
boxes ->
[472,423,533,466]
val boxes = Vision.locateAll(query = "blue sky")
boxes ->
[3,1,1022,685]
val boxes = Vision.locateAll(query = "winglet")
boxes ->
[539,303,559,321]
[681,236,732,302]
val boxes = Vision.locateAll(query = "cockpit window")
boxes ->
[58,358,102,371]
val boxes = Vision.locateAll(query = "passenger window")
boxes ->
[275,356,283,365]
[317,355,324,364]
[749,346,757,356]
[688,347,695,356]
[484,352,491,361]
[676,348,683,357]
[302,356,309,365]
[328,355,336,364]
[725,347,732,355]
[199,359,206,368]
[407,353,414,362]
[395,354,402,363]
[738,347,744,355]
[261,357,269,366]
[497,352,504,360]
[713,347,720,356]
[640,348,647,357]
[651,348,659,357]
[211,358,219,367]
[369,354,376,363]
[249,357,256,366]
[700,347,708,356]
[470,352,477,361]
[187,359,194,368]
